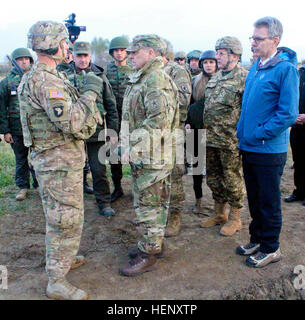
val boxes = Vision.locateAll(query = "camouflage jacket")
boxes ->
[164,60,192,125]
[64,62,119,142]
[106,60,132,121]
[18,61,100,172]
[204,63,248,150]
[0,68,24,135]
[121,57,179,189]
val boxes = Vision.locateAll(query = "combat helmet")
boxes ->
[174,51,187,61]
[109,36,130,55]
[161,38,174,61]
[11,48,33,63]
[199,50,216,68]
[187,50,202,63]
[215,36,243,55]
[27,21,68,53]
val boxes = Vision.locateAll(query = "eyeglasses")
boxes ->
[249,36,270,43]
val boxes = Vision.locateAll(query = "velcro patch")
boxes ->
[49,90,64,99]
[53,105,64,118]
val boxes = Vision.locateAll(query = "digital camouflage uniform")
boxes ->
[106,60,132,190]
[164,59,192,231]
[65,42,119,211]
[18,21,101,285]
[0,63,38,190]
[122,38,179,254]
[204,63,248,208]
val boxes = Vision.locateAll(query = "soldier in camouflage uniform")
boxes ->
[187,50,202,77]
[0,48,38,201]
[119,35,179,276]
[107,36,132,202]
[18,20,103,300]
[200,36,248,236]
[65,41,119,217]
[161,39,192,237]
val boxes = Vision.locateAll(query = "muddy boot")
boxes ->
[200,201,228,228]
[192,198,202,214]
[220,206,242,236]
[16,188,29,201]
[119,251,157,277]
[111,185,124,203]
[165,211,181,237]
[70,255,86,270]
[46,278,89,300]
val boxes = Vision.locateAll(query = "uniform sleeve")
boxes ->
[174,68,192,123]
[0,77,10,134]
[102,74,119,132]
[36,79,99,135]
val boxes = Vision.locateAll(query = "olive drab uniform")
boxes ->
[65,60,119,212]
[204,63,248,209]
[18,61,100,281]
[0,67,38,190]
[106,60,132,192]
[163,60,192,235]
[121,56,179,254]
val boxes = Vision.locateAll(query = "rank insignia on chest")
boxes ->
[53,105,64,118]
[49,90,64,99]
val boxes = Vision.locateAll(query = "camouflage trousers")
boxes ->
[36,169,84,280]
[132,170,171,254]
[206,146,245,208]
[169,164,185,213]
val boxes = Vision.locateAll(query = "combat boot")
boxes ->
[200,201,228,228]
[165,211,181,237]
[111,186,124,202]
[119,251,157,277]
[220,206,242,236]
[192,198,202,214]
[98,206,115,217]
[46,278,89,300]
[70,255,86,270]
[16,188,28,201]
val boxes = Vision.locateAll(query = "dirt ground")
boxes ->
[0,150,304,300]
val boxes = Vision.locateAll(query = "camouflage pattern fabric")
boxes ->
[164,60,192,123]
[206,146,245,208]
[204,63,248,150]
[18,61,100,281]
[106,60,132,122]
[126,34,164,53]
[122,55,179,253]
[0,68,24,135]
[64,61,119,142]
[133,170,171,254]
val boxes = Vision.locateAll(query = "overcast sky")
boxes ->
[1,0,304,63]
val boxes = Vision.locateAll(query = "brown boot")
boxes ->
[70,255,86,270]
[46,278,89,300]
[165,211,181,237]
[129,243,165,259]
[220,206,242,236]
[192,198,202,214]
[200,201,228,228]
[16,188,28,201]
[119,251,157,277]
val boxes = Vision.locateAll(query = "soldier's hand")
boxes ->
[82,72,104,96]
[4,133,14,144]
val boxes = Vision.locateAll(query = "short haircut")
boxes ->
[254,16,283,41]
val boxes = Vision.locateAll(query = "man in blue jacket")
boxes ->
[236,16,299,268]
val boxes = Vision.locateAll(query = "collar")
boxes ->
[260,50,277,66]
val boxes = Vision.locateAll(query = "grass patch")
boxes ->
[0,140,15,188]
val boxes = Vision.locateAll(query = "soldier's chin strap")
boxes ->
[39,42,66,65]
[223,50,232,71]
[112,54,128,64]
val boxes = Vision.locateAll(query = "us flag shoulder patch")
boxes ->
[49,90,64,99]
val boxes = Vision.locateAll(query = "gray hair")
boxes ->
[254,16,283,41]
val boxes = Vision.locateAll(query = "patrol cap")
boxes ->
[73,41,91,55]
[126,34,164,53]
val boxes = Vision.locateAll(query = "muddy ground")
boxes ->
[0,150,304,300]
